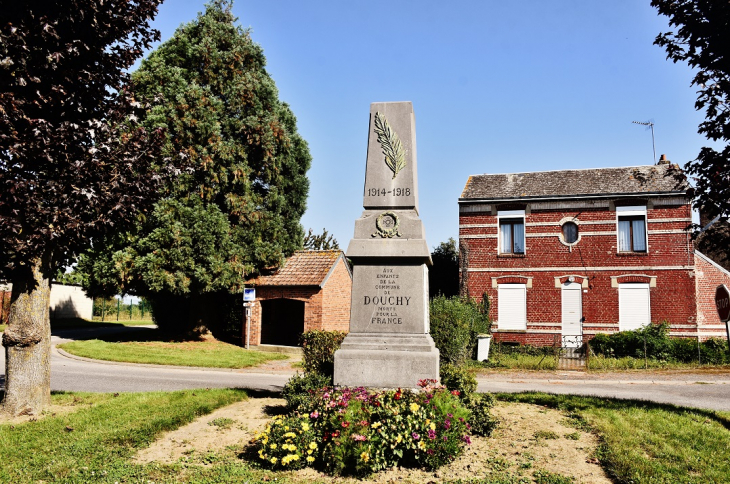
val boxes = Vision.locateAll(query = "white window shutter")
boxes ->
[618,283,651,331]
[498,284,526,330]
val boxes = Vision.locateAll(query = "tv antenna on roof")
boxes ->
[632,120,656,164]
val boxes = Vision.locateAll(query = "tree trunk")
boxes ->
[1,256,52,416]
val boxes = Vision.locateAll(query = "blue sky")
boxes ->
[143,0,708,250]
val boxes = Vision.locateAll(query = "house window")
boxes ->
[616,206,647,253]
[497,284,526,330]
[562,222,579,244]
[498,210,525,254]
[618,283,651,331]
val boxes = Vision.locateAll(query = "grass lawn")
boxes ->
[500,393,730,483]
[1,391,729,483]
[51,317,155,330]
[58,333,288,368]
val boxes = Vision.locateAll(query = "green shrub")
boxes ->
[464,392,498,437]
[589,322,730,365]
[430,295,491,366]
[300,330,347,377]
[282,372,331,412]
[440,363,477,397]
[256,381,473,476]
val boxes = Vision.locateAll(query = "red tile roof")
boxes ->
[248,250,348,287]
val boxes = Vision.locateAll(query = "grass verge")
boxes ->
[51,318,155,330]
[0,389,249,483]
[58,335,288,368]
[499,392,730,483]
[1,390,729,483]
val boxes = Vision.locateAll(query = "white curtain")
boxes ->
[632,218,646,251]
[618,220,631,251]
[500,223,512,252]
[513,222,524,253]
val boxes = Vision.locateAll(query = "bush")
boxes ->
[464,393,498,437]
[430,295,491,366]
[300,330,347,377]
[440,363,477,397]
[281,372,332,412]
[589,322,730,365]
[255,381,473,476]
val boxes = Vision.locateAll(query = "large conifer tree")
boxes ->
[81,0,311,335]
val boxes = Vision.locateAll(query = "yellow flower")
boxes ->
[307,449,313,455]
[301,423,310,431]
[285,426,290,431]
[409,403,420,412]
[418,441,426,450]
[395,434,403,444]
[371,422,382,429]
[429,422,436,431]
[360,451,370,462]
[284,432,296,438]
[307,456,315,463]
[271,457,278,464]
[309,442,318,450]
[270,443,277,450]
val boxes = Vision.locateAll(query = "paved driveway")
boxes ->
[2,326,730,412]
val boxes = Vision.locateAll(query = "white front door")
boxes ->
[561,282,582,347]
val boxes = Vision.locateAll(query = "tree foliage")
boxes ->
[303,228,339,250]
[0,1,167,277]
[79,1,311,337]
[652,0,730,259]
[0,0,169,415]
[429,238,460,298]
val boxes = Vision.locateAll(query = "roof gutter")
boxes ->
[458,190,689,205]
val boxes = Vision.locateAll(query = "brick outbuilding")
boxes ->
[459,161,730,346]
[244,250,352,347]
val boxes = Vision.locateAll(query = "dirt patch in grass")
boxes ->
[135,398,610,482]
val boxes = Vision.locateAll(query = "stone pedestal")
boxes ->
[334,102,439,389]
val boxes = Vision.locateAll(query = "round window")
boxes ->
[562,222,579,244]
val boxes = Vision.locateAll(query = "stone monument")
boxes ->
[333,101,439,388]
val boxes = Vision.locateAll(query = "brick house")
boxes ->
[458,162,730,346]
[244,250,352,346]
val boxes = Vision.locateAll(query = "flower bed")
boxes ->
[254,380,472,476]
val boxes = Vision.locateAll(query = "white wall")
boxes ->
[0,283,93,320]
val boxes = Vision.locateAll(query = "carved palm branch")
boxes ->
[373,112,406,179]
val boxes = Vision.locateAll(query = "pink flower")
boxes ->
[412,432,420,440]
[342,421,350,428]
[310,410,319,419]
[427,429,436,440]
[351,434,367,442]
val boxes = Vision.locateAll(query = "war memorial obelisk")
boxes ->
[334,101,439,388]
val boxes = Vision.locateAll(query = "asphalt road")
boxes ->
[2,326,730,412]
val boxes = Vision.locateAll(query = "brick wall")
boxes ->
[322,258,352,332]
[243,258,352,346]
[460,199,701,345]
[695,251,730,340]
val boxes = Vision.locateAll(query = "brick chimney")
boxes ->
[657,154,670,165]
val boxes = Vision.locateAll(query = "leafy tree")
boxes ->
[303,228,339,250]
[80,1,311,337]
[652,0,730,260]
[0,1,168,415]
[429,238,460,298]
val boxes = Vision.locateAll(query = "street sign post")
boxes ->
[716,285,730,350]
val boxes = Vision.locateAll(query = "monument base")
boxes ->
[333,333,439,388]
